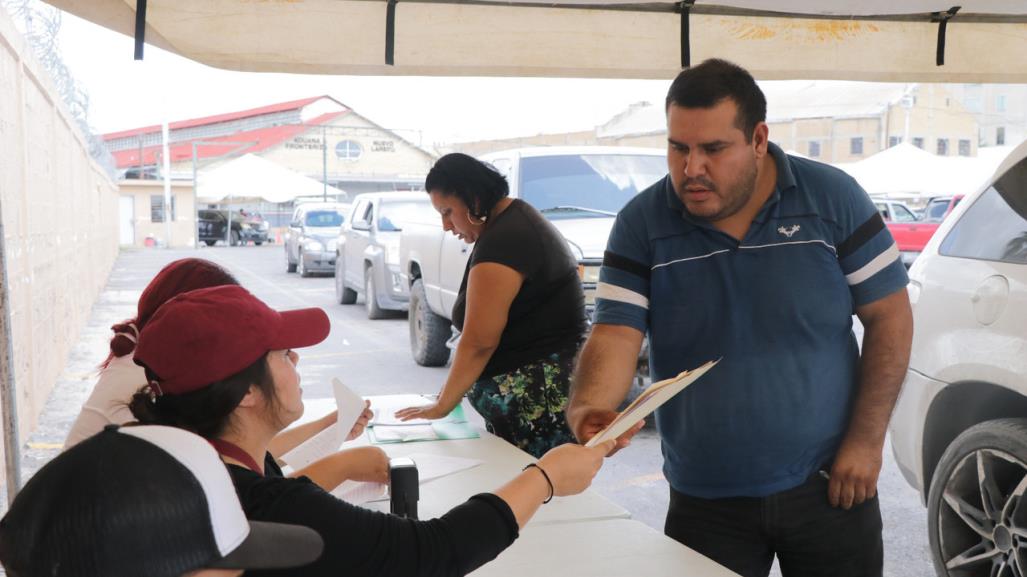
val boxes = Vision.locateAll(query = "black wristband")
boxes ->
[523,462,554,504]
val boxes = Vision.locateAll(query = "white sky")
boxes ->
[53,9,671,147]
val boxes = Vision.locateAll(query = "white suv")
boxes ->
[890,140,1027,576]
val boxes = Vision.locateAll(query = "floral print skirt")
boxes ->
[467,351,577,458]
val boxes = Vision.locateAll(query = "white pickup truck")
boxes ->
[400,146,666,367]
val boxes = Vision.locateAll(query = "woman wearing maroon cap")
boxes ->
[130,285,615,577]
[65,258,389,490]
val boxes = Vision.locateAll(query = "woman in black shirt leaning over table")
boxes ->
[396,153,593,458]
[129,284,614,577]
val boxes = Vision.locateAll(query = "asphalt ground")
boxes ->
[14,245,935,576]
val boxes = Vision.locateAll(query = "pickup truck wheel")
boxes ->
[336,257,357,304]
[365,267,387,320]
[409,279,451,366]
[204,240,216,247]
[927,418,1027,577]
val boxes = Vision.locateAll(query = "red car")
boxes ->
[886,195,964,267]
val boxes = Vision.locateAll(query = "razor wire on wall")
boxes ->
[2,0,116,179]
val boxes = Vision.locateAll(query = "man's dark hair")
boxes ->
[665,58,767,143]
[424,153,509,221]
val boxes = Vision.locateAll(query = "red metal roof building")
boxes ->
[103,96,435,195]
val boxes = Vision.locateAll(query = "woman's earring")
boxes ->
[467,213,487,226]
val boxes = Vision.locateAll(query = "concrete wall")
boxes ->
[0,8,119,476]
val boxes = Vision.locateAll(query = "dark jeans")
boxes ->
[664,472,883,577]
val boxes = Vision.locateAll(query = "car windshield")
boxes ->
[519,153,666,218]
[378,201,430,231]
[305,210,343,227]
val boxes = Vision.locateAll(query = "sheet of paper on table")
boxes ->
[332,453,484,505]
[370,394,468,427]
[585,359,720,448]
[280,378,366,469]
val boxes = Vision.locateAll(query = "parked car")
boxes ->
[197,209,269,246]
[886,195,966,267]
[284,202,349,277]
[890,139,1027,576]
[874,199,919,223]
[400,146,666,368]
[335,192,431,319]
[921,195,966,223]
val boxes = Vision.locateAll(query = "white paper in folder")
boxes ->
[585,359,720,448]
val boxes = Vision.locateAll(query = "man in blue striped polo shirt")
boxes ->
[567,59,912,577]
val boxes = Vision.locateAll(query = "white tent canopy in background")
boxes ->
[836,144,1013,200]
[41,1,1027,82]
[196,154,344,204]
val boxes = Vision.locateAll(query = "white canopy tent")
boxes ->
[836,143,1012,200]
[39,1,1027,82]
[196,153,345,204]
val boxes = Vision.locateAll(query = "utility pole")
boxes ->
[162,121,172,247]
[322,125,328,201]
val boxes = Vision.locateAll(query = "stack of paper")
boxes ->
[367,397,479,444]
[331,453,484,506]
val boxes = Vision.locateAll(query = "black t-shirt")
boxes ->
[227,464,519,577]
[452,199,587,378]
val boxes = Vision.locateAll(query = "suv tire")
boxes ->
[365,266,387,320]
[927,418,1027,576]
[409,278,451,367]
[336,256,357,304]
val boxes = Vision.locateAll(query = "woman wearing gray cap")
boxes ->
[129,284,615,577]
[0,424,323,577]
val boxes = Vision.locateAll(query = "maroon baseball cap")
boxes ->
[134,285,330,395]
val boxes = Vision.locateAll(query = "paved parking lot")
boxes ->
[22,246,934,576]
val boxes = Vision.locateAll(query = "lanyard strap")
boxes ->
[208,438,264,475]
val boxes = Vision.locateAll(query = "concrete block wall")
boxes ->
[0,7,120,483]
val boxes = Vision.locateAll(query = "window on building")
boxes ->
[150,195,176,223]
[913,137,925,149]
[997,126,1006,146]
[888,136,902,148]
[808,141,821,158]
[937,139,949,156]
[335,140,363,160]
[850,137,863,155]
[997,94,1008,112]
[959,139,971,157]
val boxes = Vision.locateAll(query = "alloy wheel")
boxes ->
[937,448,1027,576]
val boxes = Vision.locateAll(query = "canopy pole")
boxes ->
[0,200,21,506]
[134,0,147,60]
[678,1,695,69]
[385,0,398,66]
[932,6,960,66]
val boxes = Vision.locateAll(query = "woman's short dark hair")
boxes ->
[129,354,277,438]
[665,58,767,143]
[424,153,509,221]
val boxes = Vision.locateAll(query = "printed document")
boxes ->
[281,378,366,469]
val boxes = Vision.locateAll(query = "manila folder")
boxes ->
[585,359,720,448]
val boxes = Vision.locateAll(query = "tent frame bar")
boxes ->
[346,0,1027,24]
